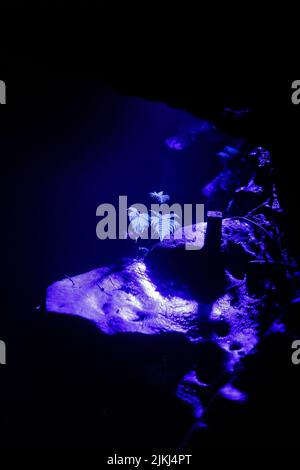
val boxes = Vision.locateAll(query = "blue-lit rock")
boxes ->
[46,260,199,336]
[46,216,280,420]
[45,145,298,436]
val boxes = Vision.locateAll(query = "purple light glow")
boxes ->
[219,384,247,402]
[46,260,199,336]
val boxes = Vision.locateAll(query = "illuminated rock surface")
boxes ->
[45,146,299,446]
[46,215,294,423]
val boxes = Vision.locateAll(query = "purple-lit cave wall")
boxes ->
[44,92,299,441]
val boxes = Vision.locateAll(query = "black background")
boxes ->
[1,8,300,451]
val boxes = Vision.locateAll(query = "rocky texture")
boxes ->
[45,146,299,446]
[46,261,199,337]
